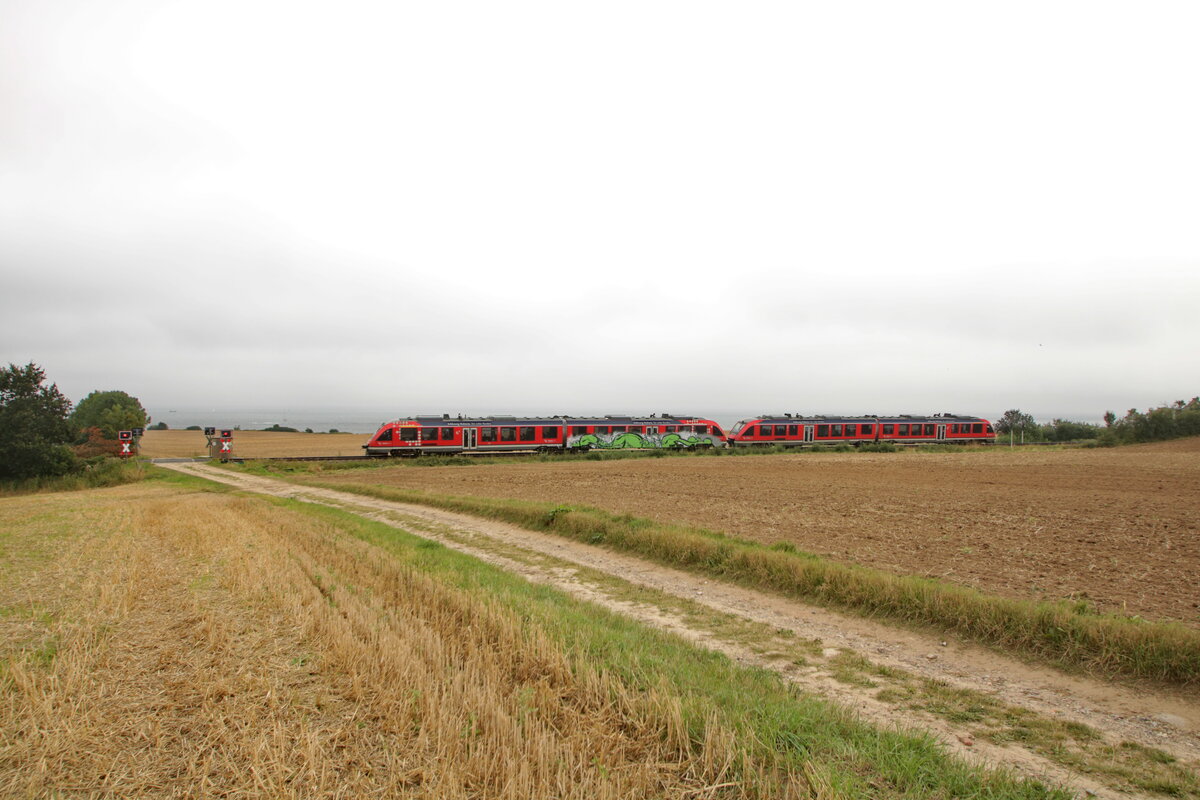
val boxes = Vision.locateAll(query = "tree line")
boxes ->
[0,362,148,481]
[973,399,1200,446]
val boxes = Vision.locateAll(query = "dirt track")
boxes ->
[318,439,1200,625]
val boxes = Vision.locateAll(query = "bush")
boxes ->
[70,389,148,439]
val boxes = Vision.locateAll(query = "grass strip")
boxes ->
[269,496,1070,799]
[0,459,149,496]
[290,477,1200,686]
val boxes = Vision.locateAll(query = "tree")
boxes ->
[70,390,149,439]
[1103,411,1116,428]
[0,362,78,480]
[994,409,1035,435]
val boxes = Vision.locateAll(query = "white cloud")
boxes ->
[2,1,1198,424]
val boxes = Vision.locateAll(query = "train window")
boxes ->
[422,427,439,440]
[898,424,909,435]
[861,424,873,435]
[831,424,842,436]
[712,426,725,437]
[542,426,559,439]
[441,427,455,441]
[400,427,418,441]
[610,425,625,433]
[774,425,785,436]
[817,425,829,437]
[925,424,935,436]
[664,425,676,433]
[845,424,856,436]
[480,427,497,442]
[500,427,516,441]
[376,428,393,442]
[972,423,983,434]
[880,424,892,435]
[986,424,994,434]
[950,424,958,434]
[519,427,536,441]
[597,426,610,434]
[632,426,644,433]
[744,426,757,437]
[788,424,798,436]
[570,426,586,436]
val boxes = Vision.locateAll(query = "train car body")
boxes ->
[363,414,727,456]
[727,413,995,447]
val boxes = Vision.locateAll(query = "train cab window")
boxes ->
[400,427,418,441]
[787,424,798,436]
[500,427,516,441]
[422,427,439,441]
[972,423,983,434]
[712,426,725,437]
[519,427,536,441]
[542,426,560,439]
[376,428,393,442]
[480,427,497,442]
[898,424,909,435]
[817,425,829,437]
[861,424,874,435]
[986,424,994,434]
[844,424,856,436]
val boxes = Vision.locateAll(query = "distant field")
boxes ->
[314,438,1200,626]
[139,429,368,458]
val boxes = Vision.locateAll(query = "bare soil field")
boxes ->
[319,439,1200,626]
[139,429,367,458]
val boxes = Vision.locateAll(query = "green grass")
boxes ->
[0,458,149,496]
[262,496,1071,799]
[271,475,1200,687]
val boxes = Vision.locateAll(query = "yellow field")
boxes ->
[0,482,774,798]
[138,429,369,458]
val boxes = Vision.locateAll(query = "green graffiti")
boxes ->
[571,431,710,450]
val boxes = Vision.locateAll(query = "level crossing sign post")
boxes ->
[118,430,135,458]
[204,428,234,461]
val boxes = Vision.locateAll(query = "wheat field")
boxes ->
[0,483,799,799]
[137,429,368,459]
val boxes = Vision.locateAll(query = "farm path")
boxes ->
[162,462,1200,799]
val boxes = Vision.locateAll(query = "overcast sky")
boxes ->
[3,1,1198,425]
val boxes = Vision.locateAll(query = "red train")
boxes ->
[363,414,727,457]
[727,414,995,447]
[364,411,996,455]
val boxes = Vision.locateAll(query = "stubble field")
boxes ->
[316,439,1200,626]
[138,429,367,458]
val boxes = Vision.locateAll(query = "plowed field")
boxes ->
[320,439,1200,626]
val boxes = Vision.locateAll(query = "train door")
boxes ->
[803,425,814,443]
[462,427,478,450]
[936,424,946,441]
